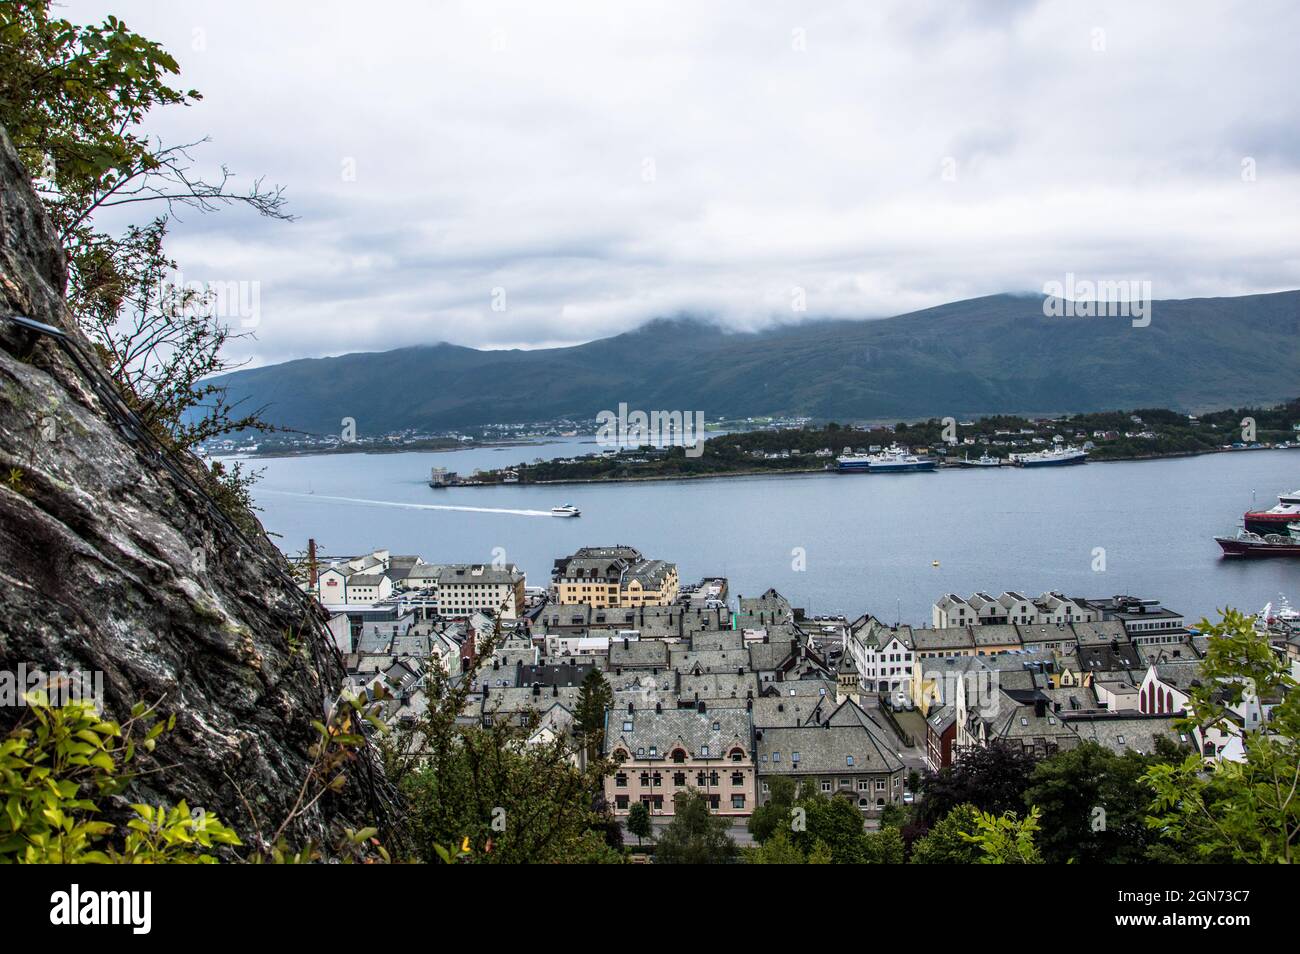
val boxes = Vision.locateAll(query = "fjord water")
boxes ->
[248,440,1299,624]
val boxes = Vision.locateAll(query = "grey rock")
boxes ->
[0,124,393,851]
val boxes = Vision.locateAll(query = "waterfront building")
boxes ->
[551,546,680,608]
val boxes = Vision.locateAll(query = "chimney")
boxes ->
[655,702,662,714]
[1034,699,1046,718]
[697,700,706,714]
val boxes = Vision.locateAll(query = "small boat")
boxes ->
[958,453,1002,468]
[551,504,581,518]
[1216,522,1300,558]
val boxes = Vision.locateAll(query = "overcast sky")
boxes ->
[67,0,1300,367]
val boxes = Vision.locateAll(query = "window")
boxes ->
[821,780,832,793]
[846,755,854,766]
[648,746,657,757]
[876,780,886,791]
[761,782,770,793]
[731,771,744,786]
[622,721,633,732]
[772,751,780,763]
[1116,735,1126,745]
[730,748,744,762]
[615,772,627,788]
[696,772,707,786]
[731,794,746,809]
[639,772,650,785]
[701,745,709,757]
[615,795,628,809]
[792,752,800,764]
[858,780,870,792]
[673,771,686,786]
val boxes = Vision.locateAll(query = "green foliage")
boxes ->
[0,695,240,863]
[626,800,652,847]
[918,741,1038,825]
[791,790,870,864]
[1023,742,1181,864]
[1,0,289,535]
[909,804,985,864]
[747,775,796,842]
[862,825,905,864]
[960,807,1044,864]
[742,830,830,865]
[575,668,612,763]
[384,617,619,864]
[653,790,736,864]
[1142,608,1300,863]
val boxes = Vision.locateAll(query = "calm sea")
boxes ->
[243,439,1300,625]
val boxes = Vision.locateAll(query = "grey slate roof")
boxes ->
[604,706,752,760]
[756,724,904,776]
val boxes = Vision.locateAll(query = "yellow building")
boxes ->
[551,546,678,608]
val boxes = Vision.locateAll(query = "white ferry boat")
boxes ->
[1009,445,1088,468]
[837,444,936,473]
[551,504,581,517]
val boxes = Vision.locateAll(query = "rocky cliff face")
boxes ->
[0,126,390,849]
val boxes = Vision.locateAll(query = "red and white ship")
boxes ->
[1243,488,1300,535]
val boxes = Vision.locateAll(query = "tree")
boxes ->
[747,775,796,842]
[742,830,808,864]
[917,741,1038,825]
[654,791,736,864]
[627,801,652,848]
[0,2,290,509]
[1023,742,1180,864]
[909,804,984,864]
[383,619,618,864]
[862,825,905,864]
[1143,608,1300,863]
[793,790,869,864]
[960,807,1044,864]
[575,668,612,763]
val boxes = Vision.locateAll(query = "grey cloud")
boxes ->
[65,0,1300,368]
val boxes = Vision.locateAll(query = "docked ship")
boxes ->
[958,453,1002,468]
[836,444,936,473]
[1010,445,1088,468]
[1216,522,1300,558]
[1242,488,1300,536]
[551,504,581,517]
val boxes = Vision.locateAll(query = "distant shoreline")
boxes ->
[450,444,1297,487]
[224,437,572,460]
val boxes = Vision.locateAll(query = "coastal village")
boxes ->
[302,543,1300,831]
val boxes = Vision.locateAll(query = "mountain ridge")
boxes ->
[211,290,1300,434]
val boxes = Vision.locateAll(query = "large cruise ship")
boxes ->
[1010,445,1088,468]
[1243,489,1300,536]
[836,444,937,473]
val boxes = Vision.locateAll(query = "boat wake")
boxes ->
[258,489,554,518]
